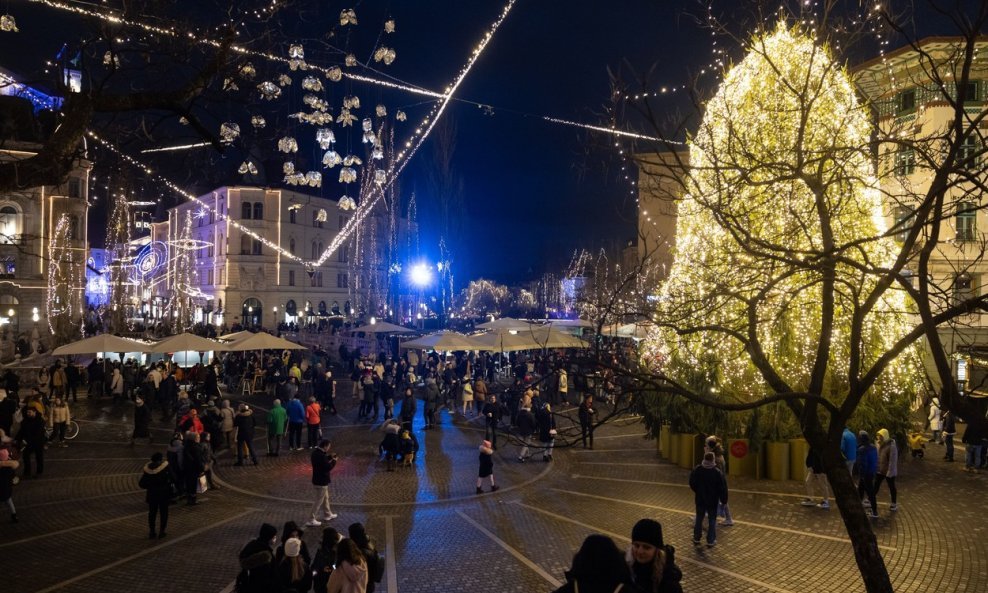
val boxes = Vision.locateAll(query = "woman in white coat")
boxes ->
[929,399,942,443]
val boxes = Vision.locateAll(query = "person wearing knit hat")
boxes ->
[274,536,311,593]
[476,439,500,494]
[0,447,19,523]
[689,451,728,547]
[238,524,279,592]
[629,519,683,593]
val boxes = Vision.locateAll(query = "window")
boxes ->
[241,202,252,220]
[338,246,348,263]
[313,210,323,228]
[68,178,82,198]
[954,273,977,307]
[959,81,981,103]
[311,241,319,259]
[895,148,915,177]
[956,202,977,242]
[219,199,225,215]
[893,206,914,243]
[289,209,297,224]
[218,234,224,256]
[253,202,264,220]
[289,238,296,255]
[207,269,214,285]
[310,271,323,287]
[896,88,916,114]
[288,270,295,286]
[0,206,20,244]
[337,273,349,288]
[957,135,981,167]
[285,300,297,316]
[69,216,80,240]
[0,256,15,278]
[209,211,214,224]
[208,243,214,258]
[198,215,204,227]
[251,239,262,255]
[240,235,251,254]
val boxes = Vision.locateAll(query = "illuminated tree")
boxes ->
[170,212,196,333]
[106,189,133,334]
[46,214,81,346]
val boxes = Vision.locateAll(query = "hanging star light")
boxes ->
[302,76,323,92]
[337,108,356,127]
[0,14,18,32]
[305,172,323,187]
[257,81,281,100]
[326,66,343,82]
[322,150,342,168]
[345,54,357,67]
[373,47,396,65]
[339,167,357,183]
[278,74,293,87]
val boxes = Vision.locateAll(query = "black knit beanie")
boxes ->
[631,518,664,548]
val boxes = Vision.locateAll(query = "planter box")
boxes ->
[765,441,790,481]
[679,433,703,469]
[668,431,682,463]
[789,438,809,481]
[658,425,671,459]
[727,438,758,478]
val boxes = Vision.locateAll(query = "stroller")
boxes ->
[907,432,928,459]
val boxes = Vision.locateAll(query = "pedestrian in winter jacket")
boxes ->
[875,428,899,512]
[178,408,204,434]
[286,396,306,451]
[578,395,596,449]
[536,403,556,461]
[139,452,173,538]
[326,538,369,593]
[182,432,205,505]
[131,398,153,446]
[234,404,259,465]
[399,388,416,430]
[219,399,235,449]
[266,399,288,456]
[349,523,384,593]
[238,523,279,593]
[482,395,502,449]
[0,448,19,523]
[476,439,499,494]
[15,407,45,477]
[423,378,440,429]
[515,405,536,461]
[857,431,879,517]
[551,534,643,593]
[306,397,322,448]
[628,518,683,593]
[689,452,728,547]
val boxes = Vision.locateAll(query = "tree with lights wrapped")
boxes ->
[47,214,81,347]
[170,212,197,333]
[106,190,133,334]
[634,23,930,592]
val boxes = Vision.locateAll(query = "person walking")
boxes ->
[182,432,205,505]
[536,403,556,462]
[962,422,984,472]
[219,399,235,450]
[139,452,173,538]
[234,404,259,466]
[929,398,942,443]
[15,407,45,478]
[306,439,338,527]
[306,396,322,449]
[460,377,474,417]
[109,366,125,404]
[628,518,683,593]
[0,448,19,523]
[48,396,71,448]
[689,451,728,547]
[423,377,440,429]
[131,397,153,446]
[704,436,734,525]
[942,409,956,461]
[578,394,596,449]
[399,387,416,432]
[476,439,500,494]
[875,428,899,511]
[800,447,832,509]
[286,395,306,452]
[557,367,569,406]
[515,404,536,462]
[482,394,502,450]
[550,534,641,593]
[857,431,879,518]
[473,377,489,415]
[237,523,279,593]
[266,399,288,456]
[841,425,858,474]
[349,523,384,593]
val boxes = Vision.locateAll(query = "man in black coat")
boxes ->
[399,388,416,431]
[139,452,173,538]
[515,405,536,462]
[306,439,338,527]
[237,523,278,593]
[0,390,16,434]
[15,407,46,477]
[158,371,178,421]
[483,394,502,449]
[689,452,728,547]
[182,432,206,505]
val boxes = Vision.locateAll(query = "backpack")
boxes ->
[365,545,384,583]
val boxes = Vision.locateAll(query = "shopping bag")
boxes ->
[197,474,209,494]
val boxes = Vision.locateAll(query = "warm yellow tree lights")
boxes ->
[651,23,922,404]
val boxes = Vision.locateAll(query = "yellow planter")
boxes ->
[658,426,671,459]
[679,433,702,469]
[668,431,681,463]
[789,438,809,481]
[727,438,757,478]
[765,441,790,481]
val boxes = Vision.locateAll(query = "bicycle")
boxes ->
[46,420,80,442]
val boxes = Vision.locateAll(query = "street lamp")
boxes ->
[410,263,432,287]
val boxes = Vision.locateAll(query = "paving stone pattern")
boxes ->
[2,384,986,593]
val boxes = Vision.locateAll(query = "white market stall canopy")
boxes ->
[476,317,533,330]
[399,331,478,352]
[149,332,230,353]
[218,330,256,342]
[352,322,417,334]
[52,334,152,356]
[225,333,307,351]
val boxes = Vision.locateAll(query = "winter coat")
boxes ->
[689,463,728,508]
[286,399,306,424]
[139,460,173,504]
[400,395,416,421]
[578,401,595,426]
[16,413,46,447]
[238,538,276,593]
[220,406,235,432]
[326,558,368,593]
[478,445,494,478]
[536,406,556,443]
[461,382,474,402]
[110,370,124,395]
[424,382,440,409]
[305,402,321,425]
[234,410,256,441]
[133,404,151,437]
[943,413,956,435]
[841,428,858,462]
[929,402,942,431]
[311,448,337,486]
[266,403,288,436]
[962,424,984,445]
[551,576,642,593]
[178,413,204,434]
[183,442,205,476]
[515,408,536,438]
[482,401,502,427]
[877,440,898,477]
[630,546,683,593]
[473,379,489,402]
[274,556,312,593]
[858,444,878,476]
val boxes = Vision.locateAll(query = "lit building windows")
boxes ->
[956,202,977,242]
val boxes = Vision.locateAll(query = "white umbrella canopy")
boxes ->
[526,327,590,349]
[52,334,152,356]
[149,332,229,354]
[352,322,417,334]
[468,331,541,352]
[476,317,533,330]
[399,331,478,352]
[218,330,256,342]
[225,332,307,351]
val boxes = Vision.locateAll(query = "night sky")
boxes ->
[0,1,961,285]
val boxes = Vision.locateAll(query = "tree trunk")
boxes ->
[825,455,894,593]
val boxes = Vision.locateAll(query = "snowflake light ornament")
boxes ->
[1,15,18,32]
[322,150,342,168]
[345,54,357,67]
[278,137,299,153]
[373,47,396,65]
[339,168,357,184]
[251,115,266,128]
[396,110,407,122]
[302,76,323,92]
[337,108,356,127]
[326,67,343,82]
[219,123,240,143]
[375,104,387,118]
[340,9,358,26]
[339,196,357,211]
[384,19,395,34]
[278,74,292,87]
[257,82,281,100]
[316,129,336,149]
[238,161,258,175]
